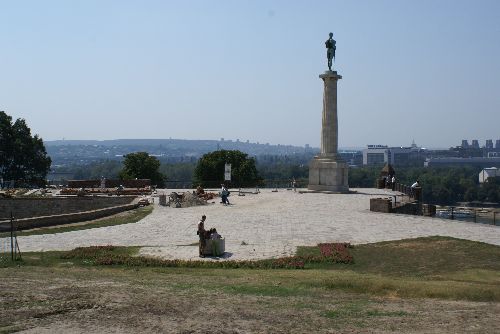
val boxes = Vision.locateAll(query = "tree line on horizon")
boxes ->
[2,110,497,206]
[53,156,499,205]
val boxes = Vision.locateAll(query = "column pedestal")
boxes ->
[308,157,349,193]
[308,70,349,193]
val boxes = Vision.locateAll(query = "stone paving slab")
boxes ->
[9,188,500,261]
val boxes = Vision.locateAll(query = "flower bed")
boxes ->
[61,243,354,270]
[318,243,353,263]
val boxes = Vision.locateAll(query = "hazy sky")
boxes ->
[1,0,499,149]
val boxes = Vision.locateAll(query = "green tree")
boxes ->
[68,160,123,180]
[0,111,51,187]
[478,177,500,203]
[0,112,14,183]
[348,166,380,187]
[256,155,310,184]
[345,165,490,205]
[160,162,196,182]
[119,152,166,187]
[194,150,261,187]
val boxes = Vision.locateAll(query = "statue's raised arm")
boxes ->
[325,32,336,71]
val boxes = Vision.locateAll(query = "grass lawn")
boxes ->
[1,236,499,333]
[297,236,500,301]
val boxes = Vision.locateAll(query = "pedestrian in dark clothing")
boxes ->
[220,184,230,205]
[197,215,206,257]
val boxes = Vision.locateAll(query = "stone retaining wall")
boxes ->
[370,198,435,217]
[0,196,136,220]
[0,203,140,232]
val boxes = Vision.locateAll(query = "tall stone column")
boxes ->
[320,71,341,157]
[308,70,349,193]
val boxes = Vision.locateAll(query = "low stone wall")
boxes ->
[67,180,101,188]
[370,198,392,213]
[370,197,434,217]
[0,203,140,232]
[422,204,437,217]
[392,202,420,215]
[0,196,136,220]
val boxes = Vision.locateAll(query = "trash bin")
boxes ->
[203,238,225,256]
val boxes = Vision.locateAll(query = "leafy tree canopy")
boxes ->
[0,111,51,187]
[194,150,262,187]
[348,165,500,205]
[119,152,166,187]
[55,160,123,180]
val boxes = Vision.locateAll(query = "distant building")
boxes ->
[479,167,500,183]
[496,140,500,149]
[362,143,425,166]
[461,140,469,148]
[425,157,500,168]
[362,145,389,165]
[488,152,500,158]
[485,139,494,149]
[471,140,480,149]
[339,150,363,166]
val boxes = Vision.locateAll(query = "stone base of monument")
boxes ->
[307,156,349,193]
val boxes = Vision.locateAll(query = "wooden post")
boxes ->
[10,212,14,261]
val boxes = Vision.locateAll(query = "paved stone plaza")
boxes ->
[12,188,500,260]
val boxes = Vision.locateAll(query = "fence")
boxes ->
[392,182,422,201]
[163,178,306,190]
[0,214,22,263]
[435,207,499,226]
[164,180,193,189]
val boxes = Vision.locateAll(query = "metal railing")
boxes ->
[163,178,306,190]
[435,207,498,226]
[392,182,422,201]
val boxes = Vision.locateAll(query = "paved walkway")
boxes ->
[10,188,500,260]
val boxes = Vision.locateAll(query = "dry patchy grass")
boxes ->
[1,237,500,333]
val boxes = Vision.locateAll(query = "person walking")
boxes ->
[197,215,207,257]
[220,184,230,205]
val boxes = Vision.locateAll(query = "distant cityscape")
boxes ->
[45,138,317,167]
[45,138,500,171]
[359,139,500,168]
